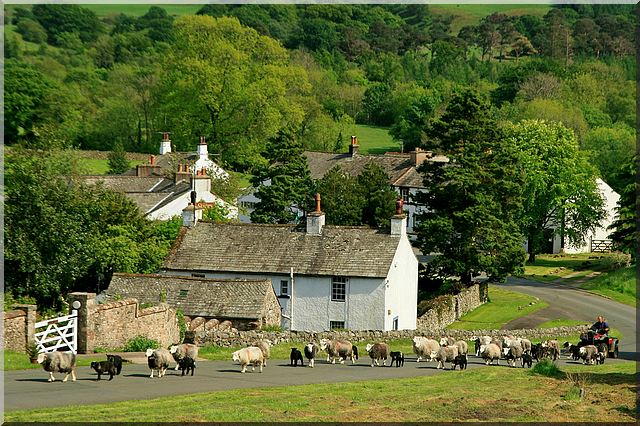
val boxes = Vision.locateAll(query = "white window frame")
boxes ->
[331,277,347,302]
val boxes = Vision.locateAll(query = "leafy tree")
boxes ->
[251,130,314,224]
[107,142,131,174]
[503,120,606,262]
[356,163,396,228]
[608,156,638,258]
[32,4,103,45]
[16,18,48,44]
[415,90,526,284]
[315,167,364,226]
[582,125,635,193]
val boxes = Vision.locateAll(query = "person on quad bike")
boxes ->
[590,315,609,335]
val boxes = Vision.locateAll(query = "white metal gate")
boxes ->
[34,310,78,354]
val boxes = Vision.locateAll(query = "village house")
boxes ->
[105,273,281,331]
[161,195,419,332]
[81,134,237,221]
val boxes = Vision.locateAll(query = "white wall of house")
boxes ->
[147,191,238,221]
[384,235,419,331]
[394,186,426,234]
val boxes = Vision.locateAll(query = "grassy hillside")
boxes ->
[353,124,399,155]
[581,265,636,307]
[430,4,551,34]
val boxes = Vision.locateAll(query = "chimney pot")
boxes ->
[396,198,404,215]
[315,193,322,213]
[349,136,359,157]
[150,155,156,165]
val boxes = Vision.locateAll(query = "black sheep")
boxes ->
[452,355,467,370]
[290,348,304,367]
[521,353,533,368]
[178,357,195,376]
[390,351,404,367]
[91,360,117,381]
[106,354,123,375]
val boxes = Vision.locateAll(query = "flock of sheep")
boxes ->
[36,334,605,382]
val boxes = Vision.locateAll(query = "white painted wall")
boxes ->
[384,235,418,330]
[147,191,238,221]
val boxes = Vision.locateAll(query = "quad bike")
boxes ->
[579,330,619,358]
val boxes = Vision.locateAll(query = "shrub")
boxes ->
[600,252,631,271]
[176,309,187,342]
[531,358,562,378]
[260,324,284,332]
[123,336,159,352]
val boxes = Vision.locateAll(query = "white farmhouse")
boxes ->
[161,196,419,331]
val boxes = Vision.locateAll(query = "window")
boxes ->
[393,317,399,331]
[280,280,289,296]
[331,277,347,302]
[330,321,345,330]
[191,273,205,278]
[400,187,410,203]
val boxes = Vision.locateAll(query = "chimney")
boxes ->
[192,168,211,195]
[410,148,432,167]
[306,193,325,235]
[175,164,192,183]
[349,135,359,157]
[159,132,172,155]
[197,136,208,159]
[136,155,161,177]
[182,201,203,228]
[390,198,407,237]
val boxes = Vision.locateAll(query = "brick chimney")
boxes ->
[306,193,325,235]
[159,132,172,155]
[390,198,407,237]
[175,164,192,183]
[349,135,359,157]
[136,155,161,177]
[192,168,211,195]
[410,148,432,167]
[182,201,203,228]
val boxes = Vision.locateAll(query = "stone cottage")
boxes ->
[105,273,281,331]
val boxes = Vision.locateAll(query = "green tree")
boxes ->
[250,130,314,224]
[107,142,131,174]
[503,120,606,262]
[32,4,103,45]
[166,15,309,171]
[415,90,526,284]
[582,125,635,193]
[15,18,48,44]
[356,163,396,228]
[315,167,364,226]
[608,156,638,258]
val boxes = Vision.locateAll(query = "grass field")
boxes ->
[581,265,636,307]
[522,253,618,282]
[5,361,635,422]
[430,4,551,34]
[353,124,399,155]
[447,285,548,330]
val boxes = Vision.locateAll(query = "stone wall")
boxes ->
[68,292,179,353]
[416,282,488,330]
[196,325,590,347]
[4,305,36,353]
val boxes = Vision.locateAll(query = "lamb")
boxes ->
[542,340,560,361]
[232,346,264,373]
[170,343,199,371]
[473,335,492,356]
[563,342,581,361]
[254,340,272,367]
[480,343,501,366]
[366,342,390,367]
[290,348,304,367]
[319,339,357,364]
[452,354,467,370]
[146,348,172,378]
[304,342,319,368]
[106,354,123,375]
[521,353,533,368]
[390,351,405,367]
[505,344,524,367]
[37,351,77,382]
[579,345,599,365]
[531,343,544,361]
[178,357,195,376]
[433,345,459,370]
[412,336,440,363]
[91,360,116,381]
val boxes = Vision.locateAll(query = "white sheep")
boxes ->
[146,348,172,378]
[480,343,501,365]
[453,340,468,357]
[169,343,199,370]
[37,351,77,382]
[254,340,272,367]
[473,335,492,356]
[412,336,440,363]
[433,345,459,369]
[232,346,264,373]
[366,342,390,367]
[304,342,319,368]
[320,339,357,364]
[505,344,524,367]
[439,336,455,347]
[579,345,599,365]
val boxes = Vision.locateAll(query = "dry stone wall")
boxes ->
[416,282,488,330]
[4,305,36,353]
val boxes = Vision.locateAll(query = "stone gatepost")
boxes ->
[14,304,36,352]
[67,292,96,354]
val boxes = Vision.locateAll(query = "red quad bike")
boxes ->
[579,330,619,359]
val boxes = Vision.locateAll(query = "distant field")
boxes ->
[4,4,202,17]
[430,4,551,34]
[353,124,399,155]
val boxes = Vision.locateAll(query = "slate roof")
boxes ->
[106,273,277,319]
[81,176,173,193]
[163,222,402,278]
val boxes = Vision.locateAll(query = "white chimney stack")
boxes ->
[390,198,407,237]
[306,193,325,235]
[197,136,208,159]
[159,132,172,155]
[182,203,203,228]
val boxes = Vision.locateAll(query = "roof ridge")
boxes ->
[112,272,271,284]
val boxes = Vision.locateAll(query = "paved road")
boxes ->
[503,277,637,359]
[4,356,632,411]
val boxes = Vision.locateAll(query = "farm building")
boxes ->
[161,196,419,332]
[105,273,281,331]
